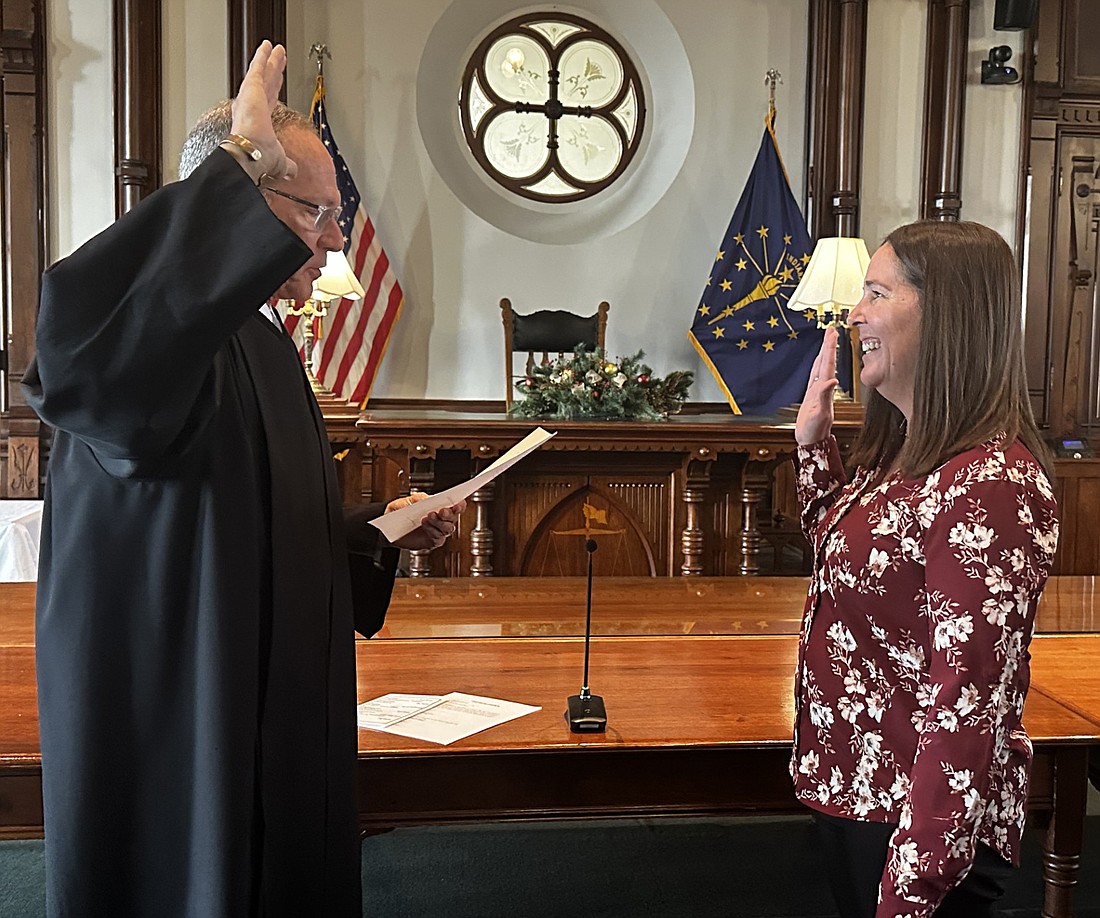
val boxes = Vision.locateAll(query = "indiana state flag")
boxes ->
[689,112,823,416]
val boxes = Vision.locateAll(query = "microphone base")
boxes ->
[566,694,607,733]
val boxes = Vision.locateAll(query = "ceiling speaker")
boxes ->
[994,0,1038,30]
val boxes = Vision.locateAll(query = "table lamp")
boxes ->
[786,236,870,407]
[285,249,364,397]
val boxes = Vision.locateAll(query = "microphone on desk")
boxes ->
[566,539,608,733]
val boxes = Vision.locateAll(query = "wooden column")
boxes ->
[806,0,867,238]
[112,0,162,215]
[920,0,970,221]
[227,0,287,97]
[0,0,47,498]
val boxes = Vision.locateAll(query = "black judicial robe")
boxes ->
[23,150,396,918]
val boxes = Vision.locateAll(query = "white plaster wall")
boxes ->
[289,0,809,401]
[860,0,1025,254]
[860,0,928,251]
[47,0,113,260]
[162,0,228,182]
[960,2,1025,250]
[45,0,1027,402]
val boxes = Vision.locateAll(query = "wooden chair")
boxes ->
[501,298,610,409]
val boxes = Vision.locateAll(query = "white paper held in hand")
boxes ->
[368,427,556,542]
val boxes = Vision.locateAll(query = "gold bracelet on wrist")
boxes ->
[223,133,262,162]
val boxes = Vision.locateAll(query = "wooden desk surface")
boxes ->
[379,575,1100,639]
[352,634,1100,756]
[2,576,1098,647]
[1029,633,1100,729]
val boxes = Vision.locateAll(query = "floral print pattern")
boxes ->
[791,436,1059,917]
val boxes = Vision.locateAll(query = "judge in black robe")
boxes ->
[22,44,460,918]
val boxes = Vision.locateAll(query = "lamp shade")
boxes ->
[312,249,364,301]
[787,237,870,318]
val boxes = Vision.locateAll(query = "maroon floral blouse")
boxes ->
[792,435,1059,917]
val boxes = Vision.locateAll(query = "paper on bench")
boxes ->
[357,692,541,745]
[367,427,556,542]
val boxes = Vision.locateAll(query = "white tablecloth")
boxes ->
[0,500,43,581]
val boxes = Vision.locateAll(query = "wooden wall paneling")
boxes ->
[1050,458,1100,574]
[920,0,969,221]
[0,0,46,498]
[227,0,286,97]
[1063,0,1100,95]
[1021,1,1100,441]
[805,0,867,238]
[112,0,162,215]
[1042,126,1100,437]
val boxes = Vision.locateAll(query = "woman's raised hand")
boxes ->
[795,325,839,446]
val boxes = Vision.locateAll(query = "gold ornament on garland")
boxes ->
[510,345,694,420]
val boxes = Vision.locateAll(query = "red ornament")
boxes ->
[637,374,650,384]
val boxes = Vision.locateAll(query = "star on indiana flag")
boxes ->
[689,111,825,416]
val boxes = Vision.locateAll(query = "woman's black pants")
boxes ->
[813,811,1015,918]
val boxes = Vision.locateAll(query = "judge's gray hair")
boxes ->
[177,100,313,180]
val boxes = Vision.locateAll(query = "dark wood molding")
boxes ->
[920,0,969,221]
[227,0,286,98]
[1,1,48,496]
[112,0,162,215]
[806,0,867,238]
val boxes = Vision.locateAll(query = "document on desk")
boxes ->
[357,692,541,745]
[367,427,556,542]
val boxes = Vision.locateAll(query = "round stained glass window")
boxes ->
[459,13,646,204]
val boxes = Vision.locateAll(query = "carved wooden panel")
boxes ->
[4,435,37,498]
[0,0,46,497]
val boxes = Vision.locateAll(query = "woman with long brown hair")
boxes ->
[792,221,1059,917]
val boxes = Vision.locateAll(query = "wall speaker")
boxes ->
[994,0,1039,30]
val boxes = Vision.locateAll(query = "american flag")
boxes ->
[283,73,403,406]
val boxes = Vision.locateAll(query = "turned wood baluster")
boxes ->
[1040,746,1087,918]
[469,482,496,577]
[407,446,436,578]
[680,451,712,576]
[470,445,497,577]
[739,452,772,575]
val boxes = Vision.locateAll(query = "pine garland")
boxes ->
[510,346,694,421]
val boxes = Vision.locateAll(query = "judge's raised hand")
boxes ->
[229,41,295,181]
[795,325,839,446]
[384,492,468,551]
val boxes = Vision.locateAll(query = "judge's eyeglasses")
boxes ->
[261,184,341,230]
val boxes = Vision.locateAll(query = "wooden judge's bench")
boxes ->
[329,406,1100,578]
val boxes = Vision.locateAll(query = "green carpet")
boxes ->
[2,816,1097,916]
